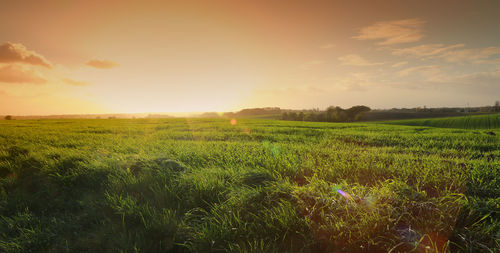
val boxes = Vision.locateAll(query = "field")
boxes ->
[0,118,498,252]
[382,113,500,129]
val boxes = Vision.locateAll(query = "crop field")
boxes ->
[0,118,498,252]
[382,113,500,129]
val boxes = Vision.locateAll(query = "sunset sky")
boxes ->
[1,0,499,115]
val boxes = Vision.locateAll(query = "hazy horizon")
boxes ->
[3,103,498,118]
[1,0,499,115]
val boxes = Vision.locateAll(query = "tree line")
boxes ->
[282,105,371,122]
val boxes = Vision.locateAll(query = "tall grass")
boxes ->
[0,118,498,252]
[382,113,500,129]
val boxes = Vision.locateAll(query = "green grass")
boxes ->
[0,118,498,252]
[381,113,500,129]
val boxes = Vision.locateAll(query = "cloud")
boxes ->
[461,68,500,82]
[336,72,378,91]
[0,42,52,68]
[0,64,46,84]
[397,65,440,76]
[475,57,500,65]
[397,65,448,83]
[324,72,381,91]
[424,68,500,94]
[86,59,118,69]
[392,44,465,58]
[440,47,500,63]
[320,44,335,49]
[353,18,426,45]
[338,54,383,66]
[391,61,408,68]
[393,43,500,63]
[62,78,91,86]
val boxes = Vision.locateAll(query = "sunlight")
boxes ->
[0,1,498,251]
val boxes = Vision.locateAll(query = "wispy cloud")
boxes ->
[0,42,52,68]
[334,72,378,91]
[475,57,500,65]
[397,65,439,76]
[392,43,500,64]
[440,47,500,63]
[353,18,426,45]
[413,67,500,94]
[0,64,46,84]
[391,61,408,68]
[62,78,91,86]
[320,44,335,49]
[451,67,500,88]
[86,59,118,69]
[392,44,465,58]
[397,65,445,83]
[338,54,383,66]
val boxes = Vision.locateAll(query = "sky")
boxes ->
[0,0,499,115]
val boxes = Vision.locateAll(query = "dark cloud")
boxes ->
[0,64,46,84]
[86,59,118,69]
[0,42,52,68]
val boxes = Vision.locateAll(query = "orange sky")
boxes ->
[1,0,499,115]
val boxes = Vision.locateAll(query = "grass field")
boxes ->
[0,118,498,252]
[382,113,500,129]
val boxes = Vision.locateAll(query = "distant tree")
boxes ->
[326,106,337,122]
[279,105,370,123]
[4,115,12,120]
[236,107,281,117]
[316,112,326,122]
[298,112,305,121]
[326,106,348,122]
[346,105,371,121]
[304,113,313,121]
[495,101,500,112]
[282,112,289,120]
[223,112,236,118]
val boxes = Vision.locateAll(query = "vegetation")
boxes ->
[282,106,371,122]
[0,118,498,252]
[382,113,500,129]
[225,107,282,118]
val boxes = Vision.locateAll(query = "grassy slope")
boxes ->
[381,113,500,129]
[0,119,498,252]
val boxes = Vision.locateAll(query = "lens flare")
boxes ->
[263,140,271,148]
[271,145,281,155]
[230,119,237,125]
[361,195,376,210]
[262,140,281,155]
[333,187,353,201]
